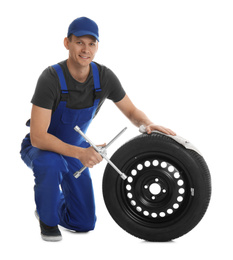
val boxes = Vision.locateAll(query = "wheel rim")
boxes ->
[117,153,194,227]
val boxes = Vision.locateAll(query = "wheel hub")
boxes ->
[148,183,161,195]
[123,156,188,222]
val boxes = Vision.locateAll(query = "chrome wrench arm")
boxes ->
[73,126,127,180]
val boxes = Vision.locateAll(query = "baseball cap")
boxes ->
[67,17,99,41]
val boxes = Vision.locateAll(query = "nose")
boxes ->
[81,44,90,53]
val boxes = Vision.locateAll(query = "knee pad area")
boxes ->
[65,216,96,232]
[33,151,68,177]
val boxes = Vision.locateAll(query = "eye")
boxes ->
[76,41,82,45]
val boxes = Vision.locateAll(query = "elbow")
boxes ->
[30,131,45,149]
[30,133,40,148]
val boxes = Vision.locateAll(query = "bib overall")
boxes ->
[20,62,101,231]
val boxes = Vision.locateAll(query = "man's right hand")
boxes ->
[78,145,105,168]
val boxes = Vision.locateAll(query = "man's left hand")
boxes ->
[145,124,176,136]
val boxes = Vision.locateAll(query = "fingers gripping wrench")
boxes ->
[73,126,127,180]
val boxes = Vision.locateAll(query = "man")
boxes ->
[20,17,176,242]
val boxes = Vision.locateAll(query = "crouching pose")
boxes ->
[20,17,175,241]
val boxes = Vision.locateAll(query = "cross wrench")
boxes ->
[73,126,127,180]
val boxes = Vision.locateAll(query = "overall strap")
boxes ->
[52,62,101,96]
[91,62,101,92]
[52,64,68,94]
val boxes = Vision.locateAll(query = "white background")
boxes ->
[1,0,232,259]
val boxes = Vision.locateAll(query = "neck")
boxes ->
[66,59,90,83]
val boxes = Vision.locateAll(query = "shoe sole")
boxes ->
[41,234,62,242]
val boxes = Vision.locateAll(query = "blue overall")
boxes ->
[20,62,101,231]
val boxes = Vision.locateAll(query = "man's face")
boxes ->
[65,35,98,67]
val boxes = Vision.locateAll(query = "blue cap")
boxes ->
[67,17,99,42]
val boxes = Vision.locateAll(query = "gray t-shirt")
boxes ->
[31,60,126,117]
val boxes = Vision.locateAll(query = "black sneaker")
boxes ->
[35,211,62,242]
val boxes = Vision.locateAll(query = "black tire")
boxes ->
[102,133,211,241]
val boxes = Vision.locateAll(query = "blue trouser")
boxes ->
[20,135,96,230]
[20,62,101,230]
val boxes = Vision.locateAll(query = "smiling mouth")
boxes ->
[79,55,90,59]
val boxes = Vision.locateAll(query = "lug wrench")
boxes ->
[73,126,127,180]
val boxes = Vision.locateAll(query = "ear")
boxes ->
[64,37,69,50]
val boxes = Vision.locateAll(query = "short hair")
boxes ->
[68,34,73,42]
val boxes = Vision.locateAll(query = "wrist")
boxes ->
[72,146,84,160]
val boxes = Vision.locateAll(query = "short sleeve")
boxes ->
[31,67,59,110]
[104,68,126,103]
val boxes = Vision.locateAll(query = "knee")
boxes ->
[69,214,96,232]
[33,151,68,176]
[75,217,96,232]
[83,218,96,231]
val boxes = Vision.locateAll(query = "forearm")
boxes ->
[29,105,104,167]
[30,131,82,159]
[128,108,153,128]
[115,95,176,136]
[115,95,153,127]
[129,108,176,135]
